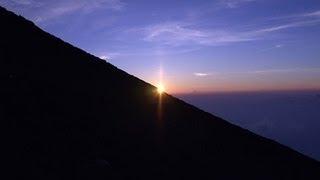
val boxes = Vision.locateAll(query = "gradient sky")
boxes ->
[1,0,320,93]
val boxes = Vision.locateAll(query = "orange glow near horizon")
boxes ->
[145,64,320,94]
[150,77,320,95]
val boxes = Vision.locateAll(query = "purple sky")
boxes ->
[1,0,320,93]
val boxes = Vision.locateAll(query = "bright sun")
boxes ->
[157,83,165,94]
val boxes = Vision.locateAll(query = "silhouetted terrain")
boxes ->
[1,6,319,180]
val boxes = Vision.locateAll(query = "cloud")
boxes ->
[138,8,320,47]
[10,0,35,6]
[99,56,108,60]
[0,0,125,22]
[140,19,320,47]
[98,52,121,60]
[275,10,320,20]
[301,10,320,18]
[141,22,256,46]
[254,19,320,33]
[194,72,211,77]
[258,44,284,52]
[245,10,320,43]
[219,0,257,9]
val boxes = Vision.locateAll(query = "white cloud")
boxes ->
[194,72,211,77]
[98,52,121,60]
[99,56,108,60]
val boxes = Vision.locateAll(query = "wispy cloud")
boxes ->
[137,8,320,47]
[300,10,320,18]
[273,10,320,20]
[219,0,257,9]
[254,19,320,33]
[0,0,125,22]
[10,0,37,6]
[141,22,256,46]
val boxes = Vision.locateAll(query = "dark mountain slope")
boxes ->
[1,6,319,180]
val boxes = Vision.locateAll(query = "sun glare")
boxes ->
[157,83,165,94]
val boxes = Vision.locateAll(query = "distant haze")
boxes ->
[177,90,320,160]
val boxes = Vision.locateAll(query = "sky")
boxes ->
[1,0,320,93]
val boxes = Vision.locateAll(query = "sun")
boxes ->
[157,83,165,94]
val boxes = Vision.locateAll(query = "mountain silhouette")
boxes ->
[1,6,319,180]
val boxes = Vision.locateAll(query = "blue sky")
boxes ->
[1,0,320,93]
